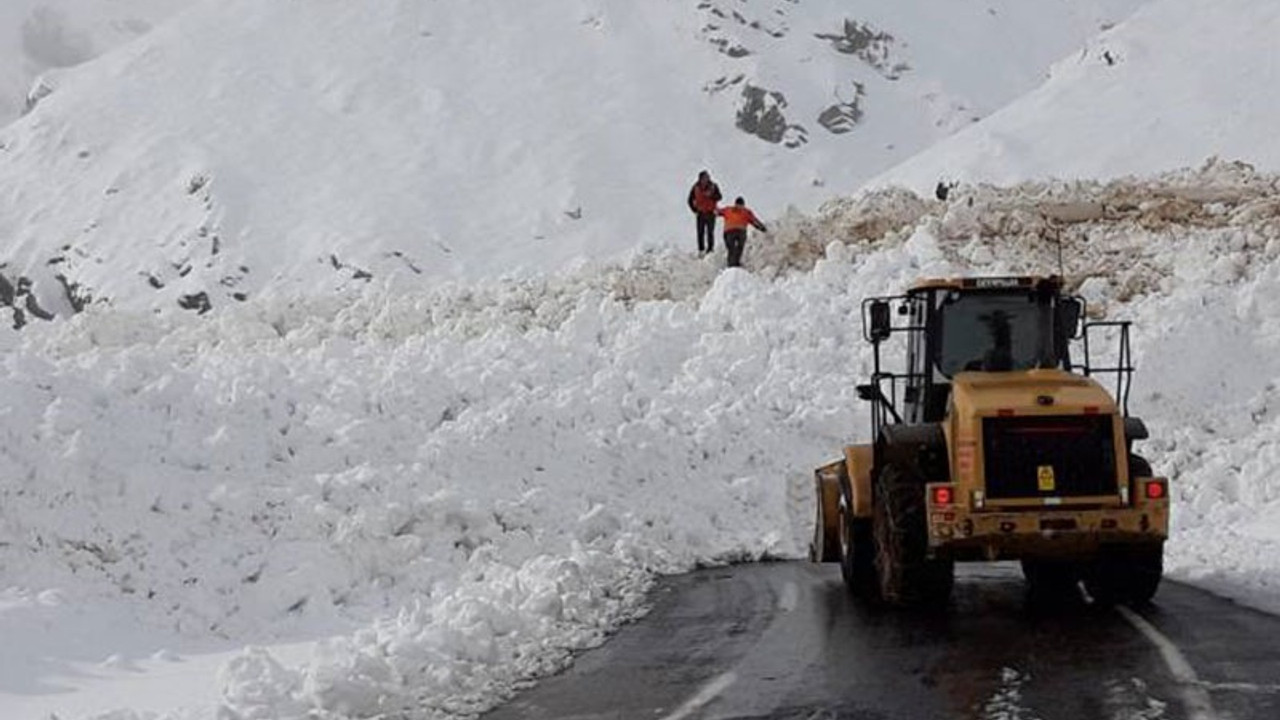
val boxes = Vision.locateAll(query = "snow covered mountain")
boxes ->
[0,0,1140,321]
[0,0,190,121]
[870,0,1280,192]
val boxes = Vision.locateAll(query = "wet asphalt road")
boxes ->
[483,562,1280,720]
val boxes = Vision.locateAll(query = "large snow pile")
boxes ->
[0,0,1140,319]
[871,0,1280,193]
[0,0,190,121]
[3,163,1280,719]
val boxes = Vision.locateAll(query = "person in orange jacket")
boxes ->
[717,196,768,268]
[687,170,723,254]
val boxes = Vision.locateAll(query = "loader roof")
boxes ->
[908,275,1062,294]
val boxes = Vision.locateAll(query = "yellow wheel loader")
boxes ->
[811,276,1168,607]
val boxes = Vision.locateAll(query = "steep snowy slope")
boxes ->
[870,0,1280,193]
[0,0,190,120]
[0,0,1141,319]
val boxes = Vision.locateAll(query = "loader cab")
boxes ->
[860,276,1083,433]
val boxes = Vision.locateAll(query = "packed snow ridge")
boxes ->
[3,162,1280,719]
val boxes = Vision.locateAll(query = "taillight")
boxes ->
[1145,480,1167,500]
[932,485,955,506]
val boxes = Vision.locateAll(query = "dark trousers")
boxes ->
[696,213,716,253]
[724,228,747,267]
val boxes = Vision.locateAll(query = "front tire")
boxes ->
[873,463,954,607]
[838,491,876,597]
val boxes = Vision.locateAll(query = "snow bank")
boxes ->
[0,251,879,718]
[5,163,1280,719]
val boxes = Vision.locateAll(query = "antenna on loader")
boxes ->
[1055,223,1065,279]
[1042,215,1066,280]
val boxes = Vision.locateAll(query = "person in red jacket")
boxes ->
[687,170,723,254]
[717,197,768,268]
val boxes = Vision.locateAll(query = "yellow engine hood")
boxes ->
[950,369,1117,417]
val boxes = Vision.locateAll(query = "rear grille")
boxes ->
[982,415,1117,499]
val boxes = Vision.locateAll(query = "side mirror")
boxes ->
[1059,298,1083,340]
[856,384,877,402]
[868,300,892,342]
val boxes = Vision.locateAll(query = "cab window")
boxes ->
[934,292,1059,376]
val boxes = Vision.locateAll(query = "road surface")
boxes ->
[484,562,1280,720]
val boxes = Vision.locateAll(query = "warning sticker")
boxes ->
[1037,465,1056,492]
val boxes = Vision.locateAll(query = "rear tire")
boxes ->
[1081,453,1163,606]
[1084,543,1164,606]
[1129,454,1152,475]
[873,463,954,607]
[1129,454,1153,491]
